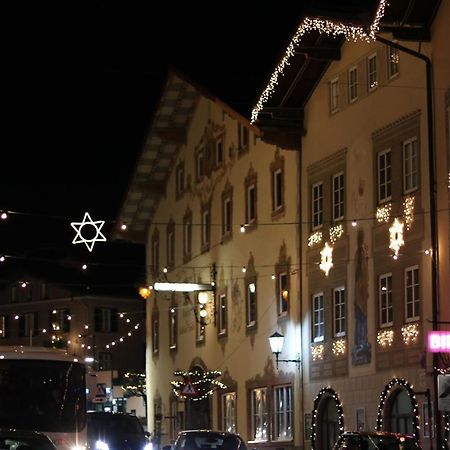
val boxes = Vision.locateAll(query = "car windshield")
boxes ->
[88,414,144,435]
[177,433,246,450]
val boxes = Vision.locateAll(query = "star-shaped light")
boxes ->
[71,212,107,252]
[389,218,404,257]
[320,242,333,276]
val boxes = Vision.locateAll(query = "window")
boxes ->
[167,229,175,268]
[348,66,358,102]
[238,123,249,151]
[273,168,283,211]
[0,315,8,338]
[246,183,256,224]
[377,149,392,203]
[246,282,257,328]
[312,293,324,342]
[176,162,184,197]
[221,392,236,433]
[368,54,377,90]
[403,137,418,193]
[277,272,289,316]
[94,308,118,333]
[152,231,159,275]
[201,206,211,250]
[50,308,70,333]
[218,293,227,335]
[216,138,223,166]
[196,151,204,180]
[273,385,293,441]
[169,307,177,350]
[250,387,268,442]
[19,312,38,337]
[98,352,112,371]
[332,172,344,221]
[333,287,346,337]
[183,210,192,261]
[222,196,232,237]
[379,273,393,327]
[40,283,48,300]
[196,302,206,343]
[388,46,399,79]
[330,77,339,113]
[312,182,323,229]
[405,266,420,321]
[152,314,159,355]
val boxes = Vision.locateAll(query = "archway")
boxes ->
[184,366,211,430]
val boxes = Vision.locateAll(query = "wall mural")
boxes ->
[351,229,372,365]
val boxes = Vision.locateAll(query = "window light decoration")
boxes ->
[308,231,322,247]
[319,242,333,276]
[389,218,404,257]
[329,224,344,244]
[376,203,391,223]
[311,344,324,361]
[332,338,346,356]
[376,378,419,442]
[402,195,415,230]
[311,387,345,450]
[250,0,388,123]
[377,329,394,347]
[401,323,419,345]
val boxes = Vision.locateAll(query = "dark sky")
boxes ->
[1,1,307,289]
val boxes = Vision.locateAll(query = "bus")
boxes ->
[0,346,87,450]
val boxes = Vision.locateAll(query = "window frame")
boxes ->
[330,77,339,114]
[379,273,393,328]
[277,272,289,317]
[273,384,293,441]
[218,293,227,336]
[247,183,256,225]
[377,148,392,204]
[367,53,378,91]
[387,46,399,79]
[348,66,358,103]
[250,387,269,442]
[332,172,345,222]
[312,181,324,230]
[312,293,324,342]
[273,168,283,211]
[405,265,420,322]
[169,306,177,350]
[246,281,257,329]
[333,286,346,337]
[221,392,237,433]
[152,313,159,355]
[403,137,418,194]
[222,196,232,237]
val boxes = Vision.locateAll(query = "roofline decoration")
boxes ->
[250,0,388,124]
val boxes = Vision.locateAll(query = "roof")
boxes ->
[251,0,442,148]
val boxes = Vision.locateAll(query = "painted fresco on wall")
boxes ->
[351,229,372,365]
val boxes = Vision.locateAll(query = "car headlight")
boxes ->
[71,446,87,450]
[95,441,109,450]
[143,444,153,450]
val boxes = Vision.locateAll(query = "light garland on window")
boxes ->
[377,329,394,347]
[171,370,227,401]
[250,0,388,123]
[308,230,323,247]
[376,378,420,442]
[319,242,333,276]
[332,338,346,356]
[311,344,324,361]
[389,218,404,258]
[376,203,392,223]
[311,387,345,450]
[403,195,415,230]
[401,323,419,345]
[329,224,344,244]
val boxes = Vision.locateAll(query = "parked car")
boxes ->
[333,431,421,450]
[0,429,56,450]
[87,411,151,450]
[169,430,248,450]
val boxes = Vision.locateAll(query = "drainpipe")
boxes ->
[375,35,441,448]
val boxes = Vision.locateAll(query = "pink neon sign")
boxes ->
[428,331,450,352]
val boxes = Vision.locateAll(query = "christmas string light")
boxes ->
[401,323,419,345]
[308,231,323,247]
[389,218,404,258]
[105,321,142,349]
[376,378,419,442]
[311,344,324,361]
[403,195,415,230]
[311,387,344,450]
[332,338,346,356]
[376,203,392,223]
[251,0,388,123]
[319,242,333,276]
[171,369,227,401]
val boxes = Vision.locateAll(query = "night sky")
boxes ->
[1,1,307,291]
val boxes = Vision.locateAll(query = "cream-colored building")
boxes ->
[115,73,302,448]
[251,1,449,449]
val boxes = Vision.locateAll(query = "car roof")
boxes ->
[177,430,244,438]
[342,431,416,440]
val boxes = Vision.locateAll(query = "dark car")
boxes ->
[333,431,421,450]
[0,429,56,450]
[87,412,151,450]
[171,430,248,450]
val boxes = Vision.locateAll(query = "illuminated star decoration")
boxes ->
[319,242,333,276]
[71,212,107,252]
[389,218,404,258]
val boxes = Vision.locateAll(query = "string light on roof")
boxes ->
[250,0,388,123]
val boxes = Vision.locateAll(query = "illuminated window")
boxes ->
[405,266,420,321]
[333,287,346,337]
[273,385,293,440]
[246,281,257,328]
[250,387,268,442]
[312,293,324,342]
[50,308,70,333]
[277,272,289,316]
[221,392,236,433]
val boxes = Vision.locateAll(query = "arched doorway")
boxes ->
[184,366,211,430]
[312,388,344,450]
[376,378,419,441]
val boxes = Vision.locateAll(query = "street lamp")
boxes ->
[269,331,301,370]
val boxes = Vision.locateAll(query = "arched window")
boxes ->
[388,388,414,435]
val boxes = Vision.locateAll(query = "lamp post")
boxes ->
[269,331,301,370]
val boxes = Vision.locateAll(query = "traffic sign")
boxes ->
[182,381,198,396]
[438,374,450,411]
